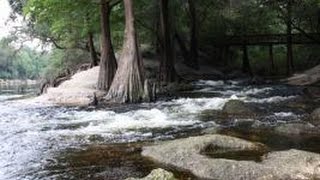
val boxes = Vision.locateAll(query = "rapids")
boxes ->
[0,80,318,179]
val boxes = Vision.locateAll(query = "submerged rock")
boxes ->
[274,123,320,136]
[199,100,261,125]
[126,168,177,180]
[222,100,258,116]
[142,135,320,180]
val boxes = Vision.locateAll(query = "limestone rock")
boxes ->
[310,108,320,126]
[142,135,320,180]
[126,168,177,180]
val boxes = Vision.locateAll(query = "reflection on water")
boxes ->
[0,80,319,179]
[0,83,39,102]
[34,144,155,180]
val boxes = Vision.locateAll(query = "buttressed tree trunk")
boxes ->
[88,32,99,67]
[159,0,177,83]
[97,0,117,91]
[106,0,145,103]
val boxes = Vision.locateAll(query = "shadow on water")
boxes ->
[37,143,196,180]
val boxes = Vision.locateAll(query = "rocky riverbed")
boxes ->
[1,79,320,179]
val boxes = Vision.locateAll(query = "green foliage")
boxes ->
[6,0,320,79]
[41,49,90,81]
[23,0,100,48]
[0,38,48,79]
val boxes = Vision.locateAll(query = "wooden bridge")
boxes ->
[216,33,320,46]
[215,33,320,76]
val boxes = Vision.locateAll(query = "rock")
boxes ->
[309,108,320,126]
[286,64,320,86]
[303,87,320,99]
[274,123,320,136]
[201,126,221,134]
[199,101,261,125]
[222,100,259,117]
[126,168,177,180]
[251,76,265,85]
[142,135,320,180]
[198,109,227,122]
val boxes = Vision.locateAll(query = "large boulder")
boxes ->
[126,169,177,180]
[142,135,320,180]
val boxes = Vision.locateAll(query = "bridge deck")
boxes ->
[218,33,320,46]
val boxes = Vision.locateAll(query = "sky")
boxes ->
[0,0,11,38]
[0,0,45,50]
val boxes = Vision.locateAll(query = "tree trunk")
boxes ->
[106,0,145,103]
[242,45,253,76]
[88,32,99,67]
[159,0,177,83]
[286,0,294,76]
[188,0,199,70]
[97,0,117,91]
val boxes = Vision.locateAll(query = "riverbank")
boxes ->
[0,79,38,86]
[36,59,226,106]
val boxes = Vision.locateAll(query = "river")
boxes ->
[0,80,319,179]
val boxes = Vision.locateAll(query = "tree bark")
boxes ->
[188,0,199,70]
[159,0,177,83]
[97,0,117,91]
[88,32,99,67]
[106,0,145,103]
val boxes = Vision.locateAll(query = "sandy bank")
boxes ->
[35,67,105,106]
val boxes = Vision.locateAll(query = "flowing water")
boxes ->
[0,80,319,180]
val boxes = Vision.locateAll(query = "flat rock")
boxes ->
[142,135,320,180]
[286,64,320,86]
[126,168,177,180]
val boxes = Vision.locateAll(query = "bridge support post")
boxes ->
[242,45,253,76]
[286,0,294,76]
[269,44,275,73]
